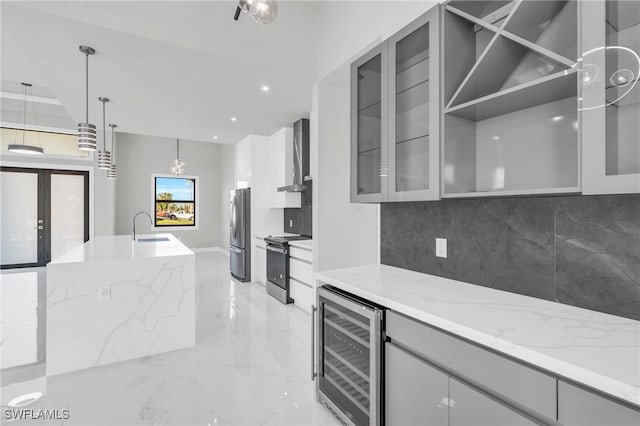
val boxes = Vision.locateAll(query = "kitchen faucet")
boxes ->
[132,211,153,241]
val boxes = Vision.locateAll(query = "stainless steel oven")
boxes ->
[313,286,384,426]
[265,242,292,304]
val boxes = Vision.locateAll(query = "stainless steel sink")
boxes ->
[136,237,170,243]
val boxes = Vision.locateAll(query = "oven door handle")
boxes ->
[311,304,317,381]
[266,245,287,254]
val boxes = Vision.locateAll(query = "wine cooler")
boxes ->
[313,286,383,426]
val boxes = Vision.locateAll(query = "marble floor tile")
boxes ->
[1,252,338,426]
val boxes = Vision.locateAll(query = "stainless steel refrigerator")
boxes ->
[230,188,251,282]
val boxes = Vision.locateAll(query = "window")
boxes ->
[154,176,196,227]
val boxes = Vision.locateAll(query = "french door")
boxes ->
[0,167,89,268]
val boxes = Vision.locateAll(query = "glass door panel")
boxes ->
[1,171,39,266]
[50,174,85,260]
[605,0,640,176]
[357,54,383,196]
[389,7,440,201]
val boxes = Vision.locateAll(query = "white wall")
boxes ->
[311,1,439,271]
[114,133,222,249]
[315,1,438,80]
[312,64,379,272]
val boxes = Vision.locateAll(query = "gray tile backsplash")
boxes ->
[381,195,640,320]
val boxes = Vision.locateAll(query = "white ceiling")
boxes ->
[1,1,322,144]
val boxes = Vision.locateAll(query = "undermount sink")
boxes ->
[136,237,170,243]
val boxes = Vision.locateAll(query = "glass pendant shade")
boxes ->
[107,123,118,179]
[107,163,117,179]
[252,0,277,24]
[98,150,112,169]
[171,138,185,175]
[8,82,44,155]
[78,45,96,151]
[8,144,44,155]
[77,123,97,151]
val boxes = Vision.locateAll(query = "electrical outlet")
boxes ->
[436,238,447,258]
[289,219,293,228]
[98,286,111,300]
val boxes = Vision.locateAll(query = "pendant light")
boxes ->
[8,82,44,155]
[77,45,97,151]
[171,138,185,175]
[97,97,111,169]
[107,124,117,179]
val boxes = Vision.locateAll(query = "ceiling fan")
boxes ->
[233,0,278,24]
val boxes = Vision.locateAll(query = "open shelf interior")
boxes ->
[443,97,579,195]
[504,0,577,61]
[449,34,569,108]
[447,0,516,27]
[446,69,577,121]
[605,0,640,176]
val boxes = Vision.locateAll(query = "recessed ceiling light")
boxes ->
[230,117,237,122]
[261,85,270,92]
[213,136,218,140]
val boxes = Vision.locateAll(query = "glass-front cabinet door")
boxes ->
[351,45,388,203]
[388,7,440,201]
[582,0,640,194]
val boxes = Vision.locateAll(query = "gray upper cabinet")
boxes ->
[581,0,640,195]
[351,44,388,203]
[442,0,581,198]
[351,6,440,203]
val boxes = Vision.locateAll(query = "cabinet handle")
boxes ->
[311,304,317,381]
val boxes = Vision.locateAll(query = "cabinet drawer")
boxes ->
[387,311,557,420]
[289,279,313,314]
[290,246,313,263]
[290,258,312,285]
[449,378,537,426]
[386,342,448,426]
[558,381,640,426]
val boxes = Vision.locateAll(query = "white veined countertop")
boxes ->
[49,234,193,264]
[316,263,640,408]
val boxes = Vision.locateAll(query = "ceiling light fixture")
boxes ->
[213,136,218,140]
[261,85,270,92]
[97,97,111,169]
[78,45,97,151]
[230,117,237,122]
[8,82,44,155]
[171,138,185,175]
[233,0,278,24]
[107,124,117,179]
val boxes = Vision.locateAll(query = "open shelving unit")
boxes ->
[442,0,581,197]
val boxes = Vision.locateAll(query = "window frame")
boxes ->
[151,174,199,230]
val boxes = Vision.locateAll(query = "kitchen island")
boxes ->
[46,234,195,376]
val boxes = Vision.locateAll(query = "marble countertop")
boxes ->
[315,264,640,407]
[254,232,313,250]
[49,234,193,264]
[289,240,313,250]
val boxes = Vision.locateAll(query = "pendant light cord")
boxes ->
[102,100,106,151]
[85,52,89,123]
[177,138,180,160]
[21,84,27,146]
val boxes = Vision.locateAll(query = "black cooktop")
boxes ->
[264,235,311,245]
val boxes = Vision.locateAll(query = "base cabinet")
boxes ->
[385,343,448,426]
[449,379,537,426]
[558,381,640,426]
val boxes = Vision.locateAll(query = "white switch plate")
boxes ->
[98,286,111,300]
[436,238,447,258]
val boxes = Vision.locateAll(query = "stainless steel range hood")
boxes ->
[277,118,310,192]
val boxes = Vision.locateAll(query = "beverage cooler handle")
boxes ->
[311,304,317,381]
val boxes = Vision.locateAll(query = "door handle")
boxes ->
[311,304,317,381]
